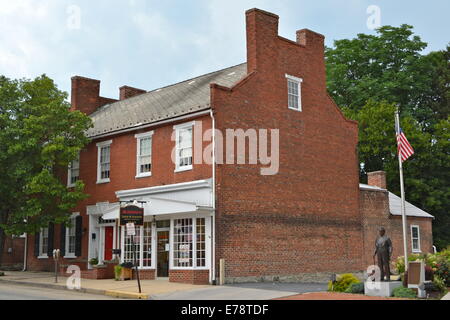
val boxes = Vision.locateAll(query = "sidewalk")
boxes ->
[0,271,207,299]
[442,292,450,300]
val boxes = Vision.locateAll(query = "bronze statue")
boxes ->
[373,227,393,282]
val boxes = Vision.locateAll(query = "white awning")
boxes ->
[101,203,121,220]
[101,197,202,220]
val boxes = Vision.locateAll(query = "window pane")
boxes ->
[142,223,152,267]
[173,219,193,267]
[138,137,152,174]
[123,227,140,265]
[196,218,206,267]
[100,146,110,179]
[412,227,419,238]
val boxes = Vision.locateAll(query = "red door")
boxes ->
[104,227,114,261]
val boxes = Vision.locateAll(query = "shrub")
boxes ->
[392,286,417,299]
[394,254,421,274]
[432,276,447,293]
[0,272,4,277]
[89,258,99,266]
[434,257,450,286]
[114,265,122,281]
[328,274,361,292]
[345,282,365,294]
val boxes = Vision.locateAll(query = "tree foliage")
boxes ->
[326,26,450,249]
[0,75,92,244]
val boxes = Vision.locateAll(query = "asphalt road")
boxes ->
[0,282,118,300]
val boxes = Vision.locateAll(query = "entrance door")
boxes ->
[104,227,114,261]
[157,230,170,277]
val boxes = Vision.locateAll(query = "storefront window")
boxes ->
[173,219,193,267]
[142,222,152,267]
[123,227,140,265]
[196,218,206,267]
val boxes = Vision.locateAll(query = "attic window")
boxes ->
[286,74,303,112]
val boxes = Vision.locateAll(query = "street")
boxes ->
[0,282,118,300]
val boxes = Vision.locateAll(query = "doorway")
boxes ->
[104,226,114,261]
[157,230,170,277]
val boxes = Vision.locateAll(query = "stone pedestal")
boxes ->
[364,281,402,297]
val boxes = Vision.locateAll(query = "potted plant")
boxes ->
[117,262,133,281]
[89,258,99,266]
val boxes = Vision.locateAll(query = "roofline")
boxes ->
[389,213,435,220]
[88,109,211,140]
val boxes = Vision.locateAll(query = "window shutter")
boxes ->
[34,232,40,257]
[47,223,55,257]
[75,215,83,257]
[60,224,66,257]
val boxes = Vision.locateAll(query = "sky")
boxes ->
[0,0,449,100]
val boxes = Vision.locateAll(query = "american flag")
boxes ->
[396,127,415,162]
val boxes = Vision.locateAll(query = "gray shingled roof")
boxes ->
[87,63,248,137]
[359,184,434,219]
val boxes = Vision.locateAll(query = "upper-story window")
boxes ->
[135,131,154,178]
[174,122,194,172]
[67,154,80,187]
[96,140,112,184]
[411,225,421,253]
[286,74,303,111]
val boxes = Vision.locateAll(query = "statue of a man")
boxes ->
[373,227,393,282]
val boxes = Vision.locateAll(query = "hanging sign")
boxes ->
[126,223,136,236]
[120,205,144,226]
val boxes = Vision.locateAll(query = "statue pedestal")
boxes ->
[364,281,402,297]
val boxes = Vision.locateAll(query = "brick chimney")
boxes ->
[71,76,118,115]
[367,171,387,189]
[246,8,279,73]
[119,86,147,100]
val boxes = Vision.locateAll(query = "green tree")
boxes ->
[0,75,92,264]
[325,25,441,126]
[326,25,450,248]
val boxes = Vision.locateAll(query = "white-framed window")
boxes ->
[411,225,421,253]
[67,154,80,187]
[96,140,112,184]
[38,227,49,258]
[122,222,153,268]
[174,122,194,172]
[135,131,154,178]
[172,218,206,268]
[65,214,78,258]
[286,74,303,111]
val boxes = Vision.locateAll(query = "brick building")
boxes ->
[19,9,434,284]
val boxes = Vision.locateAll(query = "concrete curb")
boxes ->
[0,278,107,297]
[105,290,149,300]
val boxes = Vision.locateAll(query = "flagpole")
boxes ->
[395,109,409,272]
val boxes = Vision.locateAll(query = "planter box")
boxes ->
[120,268,133,281]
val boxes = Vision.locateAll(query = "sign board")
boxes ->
[179,244,190,263]
[408,261,425,285]
[408,261,426,298]
[120,205,144,226]
[126,223,136,236]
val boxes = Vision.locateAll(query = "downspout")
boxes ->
[22,233,28,271]
[210,110,217,284]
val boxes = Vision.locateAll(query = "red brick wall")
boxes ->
[360,188,433,270]
[212,8,362,281]
[169,269,210,285]
[1,236,25,266]
[25,115,213,271]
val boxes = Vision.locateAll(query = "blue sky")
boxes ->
[0,0,448,99]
